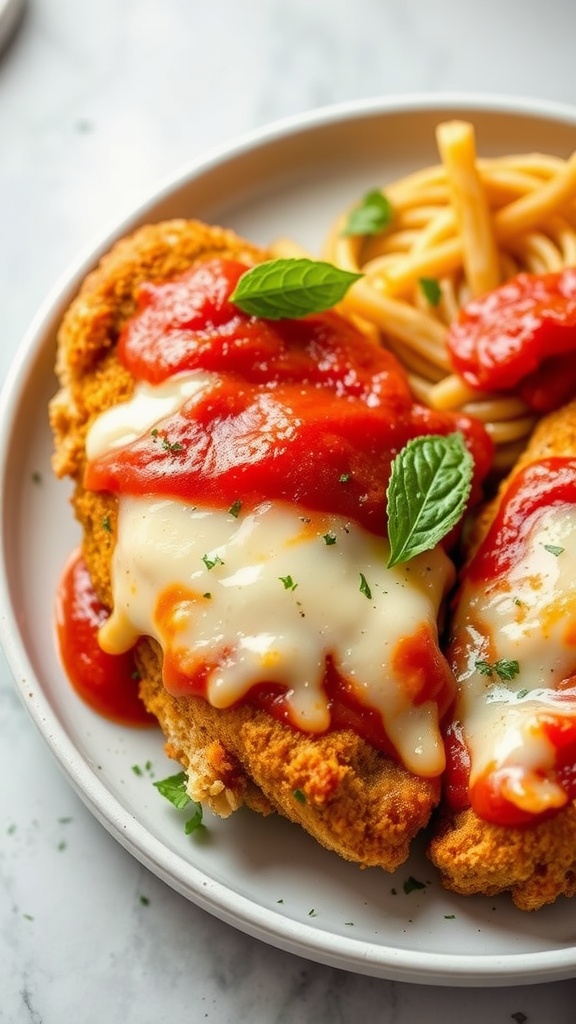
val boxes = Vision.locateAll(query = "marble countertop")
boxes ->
[2,1,576,1021]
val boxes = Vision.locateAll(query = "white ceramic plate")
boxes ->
[3,95,576,987]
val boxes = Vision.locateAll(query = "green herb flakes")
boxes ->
[543,543,564,556]
[279,575,298,591]
[322,532,337,545]
[403,876,427,895]
[154,770,205,835]
[359,573,372,599]
[228,499,242,518]
[475,658,520,682]
[202,553,224,571]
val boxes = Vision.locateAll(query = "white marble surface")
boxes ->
[2,1,576,1021]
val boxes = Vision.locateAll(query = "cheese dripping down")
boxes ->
[87,375,457,778]
[450,503,576,814]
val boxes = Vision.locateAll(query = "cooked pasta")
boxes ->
[315,120,576,470]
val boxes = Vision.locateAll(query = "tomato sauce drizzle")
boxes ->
[56,551,155,727]
[85,258,492,534]
[447,267,576,411]
[59,257,494,737]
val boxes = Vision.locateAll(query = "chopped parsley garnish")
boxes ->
[475,658,520,682]
[150,427,184,453]
[279,575,298,591]
[162,437,184,453]
[102,515,112,533]
[228,499,242,518]
[403,876,427,894]
[543,543,564,556]
[202,553,224,570]
[154,771,204,834]
[322,532,337,545]
[293,789,306,803]
[339,472,351,484]
[359,573,372,599]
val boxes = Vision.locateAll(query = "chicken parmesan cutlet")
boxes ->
[429,398,576,909]
[50,218,492,872]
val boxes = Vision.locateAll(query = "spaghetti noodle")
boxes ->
[312,121,576,470]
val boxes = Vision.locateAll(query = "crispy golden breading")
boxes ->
[428,397,576,910]
[50,218,440,873]
[429,806,576,911]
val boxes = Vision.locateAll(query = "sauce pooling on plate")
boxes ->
[58,257,493,775]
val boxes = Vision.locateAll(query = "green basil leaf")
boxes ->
[419,277,442,307]
[386,433,473,568]
[230,258,362,319]
[343,189,393,236]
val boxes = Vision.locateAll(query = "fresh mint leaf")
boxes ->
[386,433,473,568]
[343,189,393,236]
[230,258,362,319]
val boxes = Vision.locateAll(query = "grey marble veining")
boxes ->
[2,1,576,1021]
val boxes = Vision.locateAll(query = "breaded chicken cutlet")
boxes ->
[50,218,449,873]
[429,398,576,910]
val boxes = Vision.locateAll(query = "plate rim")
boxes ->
[3,92,576,986]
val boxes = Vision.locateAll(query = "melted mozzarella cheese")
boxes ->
[99,496,454,777]
[87,377,456,778]
[451,504,576,811]
[85,372,216,460]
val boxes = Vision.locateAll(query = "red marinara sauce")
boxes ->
[445,711,576,827]
[443,457,576,826]
[61,257,492,734]
[447,267,576,412]
[56,551,155,727]
[85,258,492,530]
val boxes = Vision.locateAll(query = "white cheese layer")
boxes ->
[451,504,576,812]
[85,372,216,460]
[99,496,455,777]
